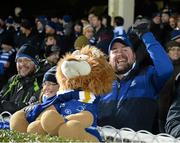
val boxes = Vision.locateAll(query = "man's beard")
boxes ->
[115,63,132,75]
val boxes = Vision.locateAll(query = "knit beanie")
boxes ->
[171,30,180,41]
[43,66,57,84]
[63,15,71,23]
[74,35,89,50]
[16,44,39,65]
[46,21,57,30]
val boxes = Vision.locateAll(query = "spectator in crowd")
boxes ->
[62,15,73,37]
[96,30,113,55]
[39,66,59,102]
[161,10,173,44]
[102,14,114,39]
[70,20,83,47]
[15,19,40,50]
[150,12,164,44]
[39,34,62,74]
[97,19,173,133]
[88,12,95,26]
[159,41,180,132]
[167,41,180,62]
[169,15,178,30]
[45,21,57,35]
[83,24,95,45]
[71,20,83,41]
[113,16,126,38]
[45,22,67,55]
[165,72,180,137]
[4,16,16,37]
[0,33,16,89]
[91,14,106,44]
[102,14,113,30]
[0,44,43,114]
[35,16,47,40]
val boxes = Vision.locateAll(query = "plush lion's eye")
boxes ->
[75,55,89,61]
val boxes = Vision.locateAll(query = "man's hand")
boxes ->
[132,18,151,38]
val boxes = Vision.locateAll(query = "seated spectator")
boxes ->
[0,33,16,89]
[97,19,173,133]
[113,16,126,38]
[83,24,95,45]
[39,66,59,102]
[39,34,61,74]
[0,44,43,114]
[165,73,180,137]
[159,41,180,132]
[0,66,58,130]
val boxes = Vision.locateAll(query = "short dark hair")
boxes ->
[166,41,180,51]
[114,16,124,26]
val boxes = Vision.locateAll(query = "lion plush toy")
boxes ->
[10,45,115,142]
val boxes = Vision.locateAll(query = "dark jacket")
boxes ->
[0,72,43,114]
[159,59,180,132]
[165,73,180,137]
[97,32,173,132]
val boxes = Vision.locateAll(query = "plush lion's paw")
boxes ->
[58,120,99,142]
[10,110,29,133]
[41,110,65,135]
[27,120,47,135]
[65,111,94,128]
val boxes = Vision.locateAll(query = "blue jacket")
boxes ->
[98,32,173,132]
[25,90,102,141]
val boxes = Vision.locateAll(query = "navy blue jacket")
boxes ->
[97,32,173,132]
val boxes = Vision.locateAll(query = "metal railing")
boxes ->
[1,111,180,142]
[98,126,180,143]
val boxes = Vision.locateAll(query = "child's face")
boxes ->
[1,44,12,52]
[168,46,180,61]
[42,81,59,97]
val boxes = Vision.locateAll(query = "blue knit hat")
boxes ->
[36,15,47,26]
[108,34,133,53]
[46,21,57,30]
[63,15,71,23]
[171,30,180,41]
[43,66,57,84]
[16,44,39,66]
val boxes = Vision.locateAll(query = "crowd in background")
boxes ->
[0,4,179,137]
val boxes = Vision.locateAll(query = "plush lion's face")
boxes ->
[56,45,115,95]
